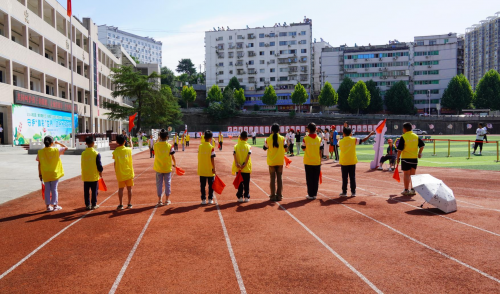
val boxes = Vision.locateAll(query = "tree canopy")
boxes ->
[181,86,197,108]
[226,76,242,90]
[348,80,371,114]
[337,77,355,113]
[160,66,175,88]
[441,74,473,114]
[291,82,308,106]
[318,81,338,108]
[262,85,278,106]
[384,81,415,114]
[234,88,246,108]
[176,58,196,76]
[474,69,500,111]
[365,80,383,113]
[207,84,223,104]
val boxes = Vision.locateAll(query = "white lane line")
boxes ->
[214,196,247,294]
[250,178,383,294]
[0,164,153,281]
[108,207,157,294]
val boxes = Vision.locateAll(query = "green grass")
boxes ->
[243,135,500,171]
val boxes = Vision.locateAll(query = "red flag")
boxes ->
[41,182,45,200]
[128,113,137,132]
[212,175,226,195]
[393,165,400,182]
[375,119,387,134]
[67,0,72,17]
[233,172,243,189]
[319,171,323,184]
[284,156,292,168]
[175,166,185,176]
[98,178,108,191]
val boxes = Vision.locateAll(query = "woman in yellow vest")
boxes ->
[154,129,176,206]
[113,134,135,210]
[396,122,425,196]
[81,136,104,210]
[302,123,323,200]
[232,131,252,202]
[174,133,179,151]
[37,136,68,211]
[263,123,287,201]
[218,132,224,151]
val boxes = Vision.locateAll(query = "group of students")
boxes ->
[148,132,190,158]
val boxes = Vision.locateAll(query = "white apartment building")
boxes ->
[312,39,331,102]
[465,13,500,90]
[0,0,133,145]
[98,25,163,67]
[205,18,313,111]
[321,34,463,114]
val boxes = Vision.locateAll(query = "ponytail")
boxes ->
[271,123,280,148]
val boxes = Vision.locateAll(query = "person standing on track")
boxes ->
[473,122,487,155]
[186,133,190,147]
[173,133,179,152]
[218,131,224,151]
[113,134,135,210]
[198,130,216,205]
[181,133,186,152]
[37,136,68,212]
[81,136,103,211]
[295,129,301,155]
[330,126,339,162]
[288,129,295,157]
[302,123,322,200]
[233,131,252,203]
[263,123,287,201]
[148,135,155,158]
[396,122,425,196]
[154,129,176,206]
[252,130,257,145]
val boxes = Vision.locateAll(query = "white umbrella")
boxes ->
[411,174,457,213]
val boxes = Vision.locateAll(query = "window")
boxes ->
[259,33,265,38]
[237,35,243,39]
[280,68,289,72]
[218,62,224,66]
[218,71,224,74]
[260,60,265,64]
[288,32,296,36]
[299,31,306,35]
[249,60,254,65]
[260,69,265,73]
[290,40,297,45]
[260,77,265,82]
[301,49,307,53]
[299,40,307,44]
[279,41,287,46]
[238,78,243,83]
[270,50,275,55]
[414,51,439,56]
[270,68,275,73]
[13,75,17,86]
[269,59,275,64]
[259,42,265,47]
[417,41,424,46]
[229,70,233,74]
[248,43,254,47]
[279,32,287,37]
[444,39,449,44]
[270,42,275,46]
[229,36,232,40]
[269,33,275,37]
[219,80,224,83]
[280,76,288,81]
[259,51,265,56]
[270,77,276,81]
[429,40,437,45]
[229,62,233,66]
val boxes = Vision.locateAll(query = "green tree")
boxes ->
[160,66,175,88]
[207,84,223,104]
[365,80,383,113]
[176,59,196,76]
[318,81,338,109]
[181,85,197,108]
[337,77,355,113]
[131,56,140,64]
[234,88,246,108]
[441,74,473,114]
[291,82,308,110]
[474,69,500,110]
[262,85,278,106]
[348,80,371,114]
[140,85,182,128]
[385,81,415,114]
[227,76,242,90]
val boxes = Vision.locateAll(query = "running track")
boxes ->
[0,139,499,293]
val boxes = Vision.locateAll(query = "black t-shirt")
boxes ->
[295,133,301,142]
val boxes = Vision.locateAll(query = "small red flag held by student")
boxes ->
[393,165,401,182]
[98,178,108,191]
[319,171,323,184]
[233,172,243,189]
[284,156,292,168]
[41,182,45,200]
[175,166,185,176]
[212,175,226,195]
[128,113,138,132]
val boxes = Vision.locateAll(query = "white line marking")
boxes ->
[0,165,153,281]
[250,178,383,294]
[109,206,157,294]
[214,196,247,294]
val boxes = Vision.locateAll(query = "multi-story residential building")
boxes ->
[465,13,500,90]
[312,39,331,103]
[98,25,163,67]
[205,18,313,111]
[321,34,463,114]
[0,0,134,145]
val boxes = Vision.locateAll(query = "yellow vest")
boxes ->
[38,147,64,182]
[154,141,174,173]
[113,146,134,182]
[266,134,285,166]
[175,136,179,144]
[339,136,359,165]
[219,133,223,142]
[303,135,322,166]
[198,142,215,177]
[81,147,100,182]
[186,135,190,142]
[401,131,419,159]
[232,141,252,174]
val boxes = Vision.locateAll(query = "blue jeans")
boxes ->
[156,172,172,197]
[44,179,59,206]
[200,176,214,200]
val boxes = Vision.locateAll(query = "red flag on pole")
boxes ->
[212,175,226,195]
[98,178,108,191]
[175,167,185,176]
[67,0,72,17]
[284,156,292,168]
[128,113,137,132]
[376,119,387,134]
[41,182,45,200]
[233,172,243,189]
[319,171,323,184]
[393,165,401,182]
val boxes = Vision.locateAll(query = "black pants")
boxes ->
[304,165,321,197]
[174,143,178,151]
[289,143,294,155]
[200,176,214,200]
[83,181,98,206]
[186,141,189,146]
[252,137,256,145]
[219,142,223,150]
[380,155,395,165]
[150,148,154,158]
[333,145,339,161]
[236,172,251,198]
[341,165,356,194]
[474,140,483,152]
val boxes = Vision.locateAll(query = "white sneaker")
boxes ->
[208,199,214,204]
[401,190,411,196]
[388,168,393,172]
[165,200,171,205]
[306,195,316,200]
[377,166,383,170]
[201,200,207,205]
[237,197,244,203]
[46,206,53,212]
[339,193,347,197]
[53,205,62,211]
[244,198,250,203]
[478,152,482,155]
[351,193,356,197]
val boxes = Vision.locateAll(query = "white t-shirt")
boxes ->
[252,132,256,138]
[0,127,3,132]
[476,128,486,140]
[289,133,295,144]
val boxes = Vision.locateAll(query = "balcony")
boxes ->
[237,71,246,75]
[228,54,234,58]
[299,59,308,63]
[248,52,256,57]
[248,70,257,75]
[228,45,235,49]
[236,62,244,66]
[217,46,224,50]
[218,55,224,59]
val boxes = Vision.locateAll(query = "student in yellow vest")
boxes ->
[263,123,287,201]
[154,129,176,206]
[173,133,179,152]
[37,136,68,212]
[181,133,186,152]
[339,127,375,197]
[186,133,190,147]
[113,134,135,210]
[198,130,216,205]
[301,123,323,200]
[81,136,104,210]
[232,131,252,202]
[396,122,425,196]
[218,132,224,151]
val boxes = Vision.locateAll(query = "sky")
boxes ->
[66,0,499,73]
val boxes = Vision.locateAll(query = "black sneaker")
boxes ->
[85,205,92,211]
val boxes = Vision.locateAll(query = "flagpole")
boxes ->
[70,14,75,148]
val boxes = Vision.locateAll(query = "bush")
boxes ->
[289,110,296,118]
[253,104,260,111]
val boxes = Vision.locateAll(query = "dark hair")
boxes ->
[307,122,316,133]
[204,130,213,140]
[343,127,352,136]
[479,122,483,127]
[116,134,126,145]
[85,136,94,145]
[271,123,280,148]
[240,131,248,139]
[160,129,168,140]
[43,136,53,147]
[403,122,412,131]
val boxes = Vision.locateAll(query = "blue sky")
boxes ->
[66,0,498,73]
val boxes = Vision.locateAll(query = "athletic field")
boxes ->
[0,138,499,293]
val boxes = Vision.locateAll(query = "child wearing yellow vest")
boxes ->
[218,132,224,151]
[232,131,252,202]
[198,130,216,205]
[154,129,176,206]
[37,136,68,211]
[174,133,179,152]
[263,123,287,201]
[113,134,135,210]
[186,134,190,147]
[339,127,375,197]
[81,136,104,210]
[302,123,323,200]
[396,122,425,196]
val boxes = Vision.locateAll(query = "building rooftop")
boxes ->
[99,25,162,45]
[206,17,312,33]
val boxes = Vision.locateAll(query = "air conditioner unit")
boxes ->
[265,44,269,47]
[365,68,369,71]
[265,34,270,37]
[425,56,429,59]
[292,35,296,38]
[379,58,382,61]
[288,45,291,47]
[242,36,245,39]
[365,59,369,61]
[427,65,432,68]
[393,76,396,79]
[393,57,396,60]
[378,68,382,71]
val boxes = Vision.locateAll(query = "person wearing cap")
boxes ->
[377,139,397,171]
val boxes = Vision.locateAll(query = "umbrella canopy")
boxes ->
[411,174,457,213]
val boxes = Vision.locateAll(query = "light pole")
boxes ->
[427,89,431,116]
